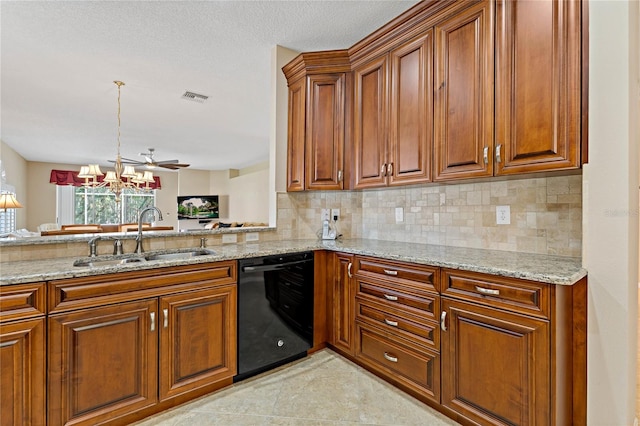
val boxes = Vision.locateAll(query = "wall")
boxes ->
[0,141,28,229]
[277,174,582,257]
[584,1,639,424]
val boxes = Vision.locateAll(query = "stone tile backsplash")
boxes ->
[278,174,582,257]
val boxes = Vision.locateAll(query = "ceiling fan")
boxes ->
[117,148,190,170]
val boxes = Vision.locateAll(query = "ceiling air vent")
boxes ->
[181,91,209,103]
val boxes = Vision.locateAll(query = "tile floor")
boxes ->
[134,349,461,425]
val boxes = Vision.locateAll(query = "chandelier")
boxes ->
[78,81,155,203]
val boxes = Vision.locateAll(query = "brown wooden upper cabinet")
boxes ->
[283,51,350,191]
[353,31,433,189]
[494,0,582,174]
[434,0,495,181]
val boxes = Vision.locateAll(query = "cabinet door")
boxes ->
[388,30,433,186]
[434,0,494,181]
[305,73,345,190]
[441,298,550,426]
[353,55,389,189]
[48,300,158,426]
[331,253,355,355]
[159,285,237,400]
[0,318,45,426]
[287,77,306,191]
[495,0,581,174]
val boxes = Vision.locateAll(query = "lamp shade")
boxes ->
[0,193,23,210]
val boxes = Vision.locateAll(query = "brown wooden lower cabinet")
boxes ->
[440,298,550,425]
[329,252,355,356]
[48,299,159,426]
[0,318,46,426]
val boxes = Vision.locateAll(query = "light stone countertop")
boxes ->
[0,238,586,286]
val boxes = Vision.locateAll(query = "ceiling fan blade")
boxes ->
[121,157,144,164]
[155,159,180,164]
[159,163,190,170]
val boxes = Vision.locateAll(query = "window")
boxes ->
[57,185,155,225]
[0,189,18,233]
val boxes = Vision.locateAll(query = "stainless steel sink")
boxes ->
[73,249,216,267]
[73,256,147,267]
[144,249,216,261]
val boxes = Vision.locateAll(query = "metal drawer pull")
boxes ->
[338,170,343,182]
[496,144,502,163]
[380,164,387,176]
[347,262,353,278]
[150,312,155,331]
[383,269,398,276]
[384,318,398,327]
[475,286,500,296]
[383,294,398,301]
[387,163,393,176]
[440,311,447,331]
[483,146,489,164]
[383,352,398,363]
[163,309,169,328]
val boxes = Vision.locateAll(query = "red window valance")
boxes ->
[49,169,162,189]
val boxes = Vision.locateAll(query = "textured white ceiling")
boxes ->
[1,0,419,171]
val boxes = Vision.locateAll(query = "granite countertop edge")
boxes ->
[0,239,587,286]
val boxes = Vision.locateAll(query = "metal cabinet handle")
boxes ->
[383,269,398,276]
[483,146,489,164]
[150,312,156,331]
[475,286,500,296]
[163,309,169,328]
[347,262,353,278]
[496,144,502,163]
[383,352,398,363]
[440,311,447,331]
[383,294,398,301]
[338,170,343,182]
[387,163,393,176]
[380,164,387,176]
[384,318,398,327]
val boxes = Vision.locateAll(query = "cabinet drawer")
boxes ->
[0,282,46,322]
[441,269,550,319]
[49,261,237,313]
[357,280,438,320]
[356,300,439,350]
[355,256,439,293]
[356,324,439,402]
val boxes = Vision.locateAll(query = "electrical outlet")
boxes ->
[496,205,511,225]
[395,207,404,223]
[331,208,340,221]
[222,234,237,244]
[245,232,259,242]
[321,209,330,221]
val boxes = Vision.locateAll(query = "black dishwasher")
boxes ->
[235,251,314,381]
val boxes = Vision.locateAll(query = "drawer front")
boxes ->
[357,300,439,349]
[441,269,550,319]
[356,324,439,401]
[355,256,439,292]
[0,282,46,322]
[49,261,237,313]
[357,280,438,320]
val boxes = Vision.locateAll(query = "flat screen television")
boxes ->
[177,195,219,220]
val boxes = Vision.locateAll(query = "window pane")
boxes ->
[74,187,155,225]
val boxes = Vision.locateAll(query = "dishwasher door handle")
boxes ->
[242,259,311,273]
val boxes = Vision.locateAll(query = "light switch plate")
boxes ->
[496,205,511,225]
[321,209,330,221]
[222,233,237,244]
[245,232,259,242]
[395,207,404,223]
[331,208,340,220]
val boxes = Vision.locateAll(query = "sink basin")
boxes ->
[144,249,216,261]
[73,249,216,267]
[73,256,146,267]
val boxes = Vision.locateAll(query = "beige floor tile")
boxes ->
[134,349,461,426]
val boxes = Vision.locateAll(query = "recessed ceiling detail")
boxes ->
[181,91,209,103]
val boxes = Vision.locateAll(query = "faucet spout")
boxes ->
[134,206,163,254]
